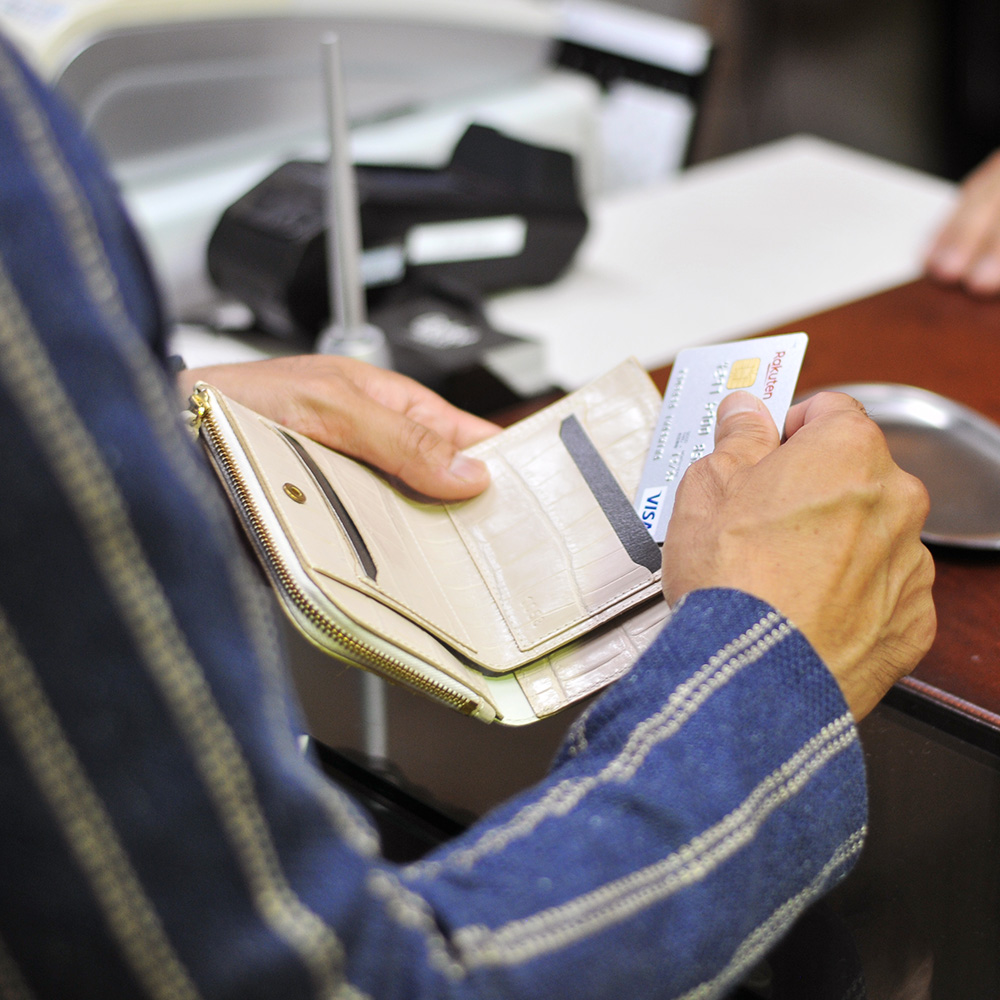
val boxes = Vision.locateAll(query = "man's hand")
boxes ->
[925,148,1000,296]
[661,390,936,719]
[178,356,500,501]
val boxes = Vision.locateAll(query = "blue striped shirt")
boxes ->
[0,33,865,1000]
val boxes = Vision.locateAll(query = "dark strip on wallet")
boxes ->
[559,415,661,572]
[277,429,379,580]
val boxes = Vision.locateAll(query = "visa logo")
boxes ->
[638,487,663,534]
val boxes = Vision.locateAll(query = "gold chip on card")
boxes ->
[727,358,760,389]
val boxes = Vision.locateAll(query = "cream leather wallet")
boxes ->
[190,359,671,725]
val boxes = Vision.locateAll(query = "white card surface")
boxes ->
[634,332,808,542]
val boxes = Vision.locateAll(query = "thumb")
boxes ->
[395,426,491,501]
[712,391,781,468]
[354,403,491,501]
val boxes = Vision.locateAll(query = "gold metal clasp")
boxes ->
[188,384,210,429]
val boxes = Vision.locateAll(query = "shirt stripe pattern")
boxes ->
[675,827,866,1000]
[0,53,368,1000]
[449,714,858,968]
[0,37,379,863]
[0,611,204,1000]
[408,612,791,879]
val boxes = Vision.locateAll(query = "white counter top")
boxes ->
[487,134,958,387]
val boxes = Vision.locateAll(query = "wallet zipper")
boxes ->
[189,386,484,717]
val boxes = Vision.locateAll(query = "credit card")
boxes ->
[634,332,808,543]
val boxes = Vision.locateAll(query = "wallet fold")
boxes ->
[191,358,671,725]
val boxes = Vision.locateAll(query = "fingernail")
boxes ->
[718,391,766,418]
[448,452,483,482]
[969,255,1000,294]
[929,246,965,280]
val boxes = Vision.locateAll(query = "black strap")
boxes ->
[559,415,661,573]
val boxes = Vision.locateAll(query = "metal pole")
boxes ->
[315,33,390,366]
[321,34,366,335]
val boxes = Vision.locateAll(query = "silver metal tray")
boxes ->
[808,383,1000,549]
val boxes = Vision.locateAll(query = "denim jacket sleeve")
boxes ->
[0,33,866,1000]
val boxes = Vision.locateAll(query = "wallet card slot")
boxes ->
[445,374,663,657]
[559,415,661,573]
[277,428,378,581]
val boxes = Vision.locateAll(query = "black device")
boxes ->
[367,279,552,415]
[206,124,589,343]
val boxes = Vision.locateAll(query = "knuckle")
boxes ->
[399,420,443,464]
[684,448,747,502]
[701,447,744,481]
[814,390,870,421]
[819,403,886,460]
[907,472,932,519]
[889,466,931,524]
[852,409,889,450]
[836,391,870,417]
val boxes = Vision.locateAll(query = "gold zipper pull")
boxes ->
[188,384,211,431]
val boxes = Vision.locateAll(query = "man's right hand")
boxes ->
[661,390,936,720]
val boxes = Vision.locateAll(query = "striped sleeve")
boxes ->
[0,30,865,1000]
[383,590,867,1000]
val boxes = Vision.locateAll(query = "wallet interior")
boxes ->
[210,361,664,676]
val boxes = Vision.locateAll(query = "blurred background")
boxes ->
[629,0,994,182]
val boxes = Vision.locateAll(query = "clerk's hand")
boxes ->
[662,390,936,720]
[178,355,500,501]
[925,148,1000,296]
